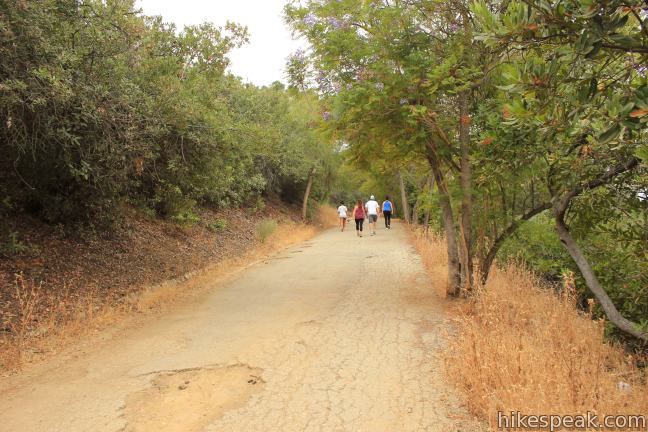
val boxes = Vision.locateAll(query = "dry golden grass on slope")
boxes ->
[0,221,316,375]
[313,203,339,229]
[411,231,648,430]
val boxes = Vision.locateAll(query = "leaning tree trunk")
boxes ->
[301,166,315,220]
[554,205,647,341]
[551,156,646,341]
[397,170,411,224]
[426,148,461,296]
[458,90,474,293]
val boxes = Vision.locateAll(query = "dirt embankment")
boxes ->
[0,200,318,372]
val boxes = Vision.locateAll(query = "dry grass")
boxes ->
[0,274,126,372]
[410,230,448,298]
[0,222,317,375]
[410,230,648,429]
[313,204,339,229]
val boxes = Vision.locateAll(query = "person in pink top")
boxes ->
[351,199,366,237]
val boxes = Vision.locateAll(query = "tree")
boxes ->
[472,0,648,340]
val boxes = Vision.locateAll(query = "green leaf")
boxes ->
[635,145,648,164]
[597,123,621,144]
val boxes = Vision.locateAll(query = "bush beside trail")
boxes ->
[0,0,338,229]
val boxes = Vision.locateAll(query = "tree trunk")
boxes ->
[458,90,474,293]
[426,146,461,296]
[422,176,433,231]
[397,170,411,224]
[423,206,431,232]
[551,156,645,341]
[554,206,647,341]
[411,200,419,226]
[301,166,315,220]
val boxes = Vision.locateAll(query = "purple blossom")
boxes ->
[328,17,343,29]
[303,13,317,26]
[293,49,306,60]
[375,82,385,91]
[333,83,342,93]
[323,111,331,121]
[346,83,353,90]
[288,49,307,64]
[449,23,459,32]
[640,8,648,20]
[633,62,648,77]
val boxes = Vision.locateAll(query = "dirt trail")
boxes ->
[0,222,482,432]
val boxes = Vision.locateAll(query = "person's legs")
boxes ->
[384,211,391,228]
[355,218,361,236]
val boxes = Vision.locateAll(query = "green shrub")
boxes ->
[207,218,228,232]
[499,214,572,282]
[0,230,30,257]
[247,197,266,215]
[257,219,277,243]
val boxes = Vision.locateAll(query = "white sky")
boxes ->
[136,0,306,87]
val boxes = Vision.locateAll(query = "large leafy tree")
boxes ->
[472,0,647,340]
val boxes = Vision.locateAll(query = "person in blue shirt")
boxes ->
[381,196,395,229]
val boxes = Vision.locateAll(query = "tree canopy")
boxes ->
[0,0,339,227]
[285,0,647,343]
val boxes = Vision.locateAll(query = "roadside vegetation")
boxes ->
[0,0,341,231]
[412,232,648,428]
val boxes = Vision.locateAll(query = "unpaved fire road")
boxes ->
[0,223,482,432]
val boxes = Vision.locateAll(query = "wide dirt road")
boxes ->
[0,222,481,432]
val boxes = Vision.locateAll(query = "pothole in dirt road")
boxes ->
[122,364,264,432]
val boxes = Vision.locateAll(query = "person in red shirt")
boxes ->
[351,199,366,237]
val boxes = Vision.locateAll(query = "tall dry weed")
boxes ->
[0,274,120,372]
[411,231,647,428]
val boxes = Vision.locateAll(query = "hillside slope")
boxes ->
[0,201,312,371]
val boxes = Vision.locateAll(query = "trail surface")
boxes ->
[0,222,482,432]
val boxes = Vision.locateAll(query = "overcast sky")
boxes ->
[136,0,306,87]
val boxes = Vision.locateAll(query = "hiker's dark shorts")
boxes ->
[368,214,378,223]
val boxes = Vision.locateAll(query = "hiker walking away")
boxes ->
[352,199,366,237]
[365,195,380,236]
[337,201,348,232]
[381,195,395,229]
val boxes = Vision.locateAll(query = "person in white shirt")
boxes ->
[364,195,380,236]
[337,201,348,232]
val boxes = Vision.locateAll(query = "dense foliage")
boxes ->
[285,0,647,343]
[0,0,337,227]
